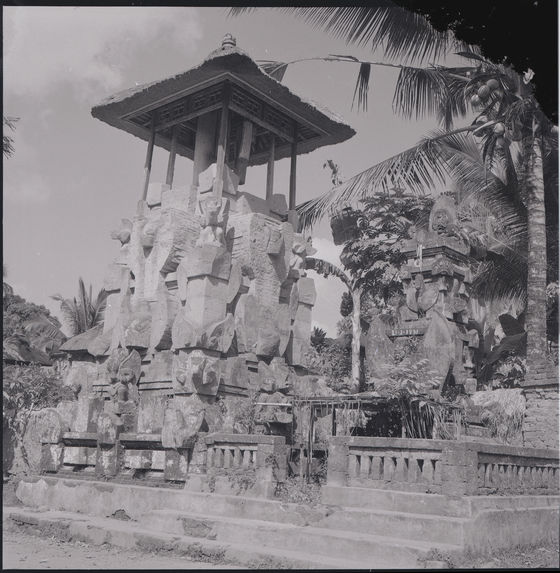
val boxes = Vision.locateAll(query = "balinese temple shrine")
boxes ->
[54,35,355,482]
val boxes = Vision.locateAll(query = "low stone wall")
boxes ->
[39,425,287,498]
[327,436,559,496]
[202,433,287,498]
[523,382,559,450]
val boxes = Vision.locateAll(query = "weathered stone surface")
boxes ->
[222,356,249,391]
[199,313,235,352]
[184,245,232,280]
[164,449,190,481]
[97,412,122,445]
[172,349,222,397]
[137,394,167,434]
[148,281,178,353]
[421,310,456,379]
[161,406,204,449]
[104,263,127,292]
[266,228,284,255]
[22,409,68,473]
[141,351,173,384]
[234,293,259,354]
[364,318,394,378]
[297,277,317,306]
[269,194,288,217]
[125,449,152,469]
[226,260,242,303]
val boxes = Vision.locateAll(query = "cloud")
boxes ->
[3,7,202,99]
[311,236,343,266]
[3,132,51,205]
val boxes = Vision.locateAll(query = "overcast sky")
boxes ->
[3,6,465,336]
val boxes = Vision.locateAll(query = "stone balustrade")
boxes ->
[204,433,287,497]
[327,436,559,496]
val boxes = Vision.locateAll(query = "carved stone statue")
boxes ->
[110,219,133,246]
[105,347,141,411]
[289,236,316,278]
[196,198,230,247]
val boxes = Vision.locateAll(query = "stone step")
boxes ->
[4,507,379,570]
[141,508,462,568]
[322,485,472,517]
[15,476,329,527]
[316,506,467,545]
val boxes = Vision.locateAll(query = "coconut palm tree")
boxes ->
[232,7,557,377]
[51,278,108,337]
[305,62,555,373]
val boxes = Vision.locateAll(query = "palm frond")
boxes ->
[352,63,371,112]
[257,60,289,82]
[230,6,475,64]
[393,66,468,128]
[305,257,351,289]
[472,256,527,306]
[297,128,492,229]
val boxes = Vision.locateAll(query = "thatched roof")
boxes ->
[92,39,355,166]
[59,324,104,353]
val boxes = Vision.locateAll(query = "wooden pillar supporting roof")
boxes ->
[289,123,298,210]
[165,126,179,187]
[266,135,275,201]
[213,82,231,201]
[141,113,156,201]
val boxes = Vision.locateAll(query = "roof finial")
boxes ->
[222,33,236,50]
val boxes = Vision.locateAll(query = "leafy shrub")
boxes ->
[3,363,74,473]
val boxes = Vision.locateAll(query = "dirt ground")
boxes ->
[2,527,240,570]
[455,544,560,570]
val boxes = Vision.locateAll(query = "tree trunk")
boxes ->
[351,287,362,391]
[525,130,548,374]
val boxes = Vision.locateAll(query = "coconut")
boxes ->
[478,85,491,100]
[470,94,481,107]
[493,122,505,135]
[486,78,500,91]
[551,125,559,136]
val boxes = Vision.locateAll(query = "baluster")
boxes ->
[383,455,395,482]
[505,465,513,491]
[536,466,544,489]
[518,465,526,488]
[542,467,551,489]
[423,458,434,484]
[241,449,250,468]
[348,454,359,478]
[207,447,215,469]
[407,454,418,483]
[250,449,256,467]
[371,456,383,480]
[394,455,405,482]
[233,447,242,468]
[215,447,224,468]
[485,463,492,488]
[360,454,371,479]
[223,448,232,469]
[478,463,486,488]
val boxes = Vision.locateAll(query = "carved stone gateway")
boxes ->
[53,35,355,484]
[365,193,481,394]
